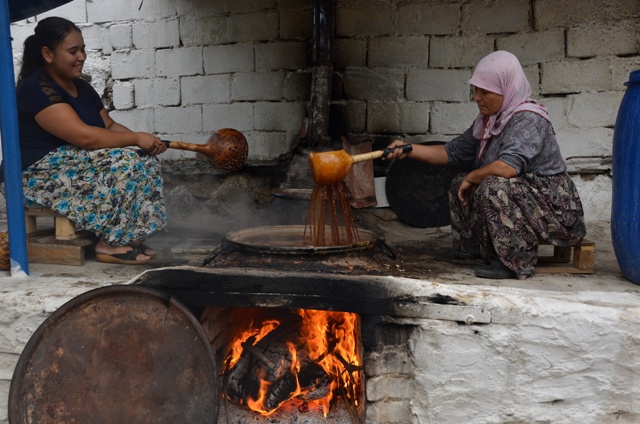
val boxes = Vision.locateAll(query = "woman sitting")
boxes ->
[14,16,167,265]
[385,50,586,279]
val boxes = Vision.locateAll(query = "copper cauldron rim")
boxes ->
[224,224,381,256]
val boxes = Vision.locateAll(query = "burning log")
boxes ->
[221,308,363,420]
[224,313,331,411]
[265,360,329,410]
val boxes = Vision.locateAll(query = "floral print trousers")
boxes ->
[449,172,586,278]
[23,145,167,247]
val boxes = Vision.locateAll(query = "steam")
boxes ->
[163,185,309,243]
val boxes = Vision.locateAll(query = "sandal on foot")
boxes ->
[131,243,157,258]
[96,249,151,265]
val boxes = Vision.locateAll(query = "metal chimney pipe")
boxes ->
[307,0,333,147]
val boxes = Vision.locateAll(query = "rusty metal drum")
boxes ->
[9,285,219,424]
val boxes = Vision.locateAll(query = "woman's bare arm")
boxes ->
[35,103,162,153]
[384,139,449,165]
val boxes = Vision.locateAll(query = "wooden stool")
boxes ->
[25,207,78,240]
[25,207,94,266]
[536,239,595,274]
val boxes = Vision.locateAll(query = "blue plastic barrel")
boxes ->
[612,69,640,284]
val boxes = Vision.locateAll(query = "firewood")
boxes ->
[266,360,329,410]
[224,311,340,411]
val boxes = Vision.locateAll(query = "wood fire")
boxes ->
[221,308,363,419]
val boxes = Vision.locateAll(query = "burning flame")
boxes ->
[226,319,280,370]
[223,309,362,417]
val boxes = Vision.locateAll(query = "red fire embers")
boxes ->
[222,309,363,418]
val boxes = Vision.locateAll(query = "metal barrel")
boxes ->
[612,69,640,284]
[9,285,219,423]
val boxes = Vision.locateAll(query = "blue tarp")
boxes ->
[8,0,72,22]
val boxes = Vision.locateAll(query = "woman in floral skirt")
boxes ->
[13,16,167,265]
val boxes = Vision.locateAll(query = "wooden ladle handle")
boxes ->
[162,140,202,152]
[351,144,412,163]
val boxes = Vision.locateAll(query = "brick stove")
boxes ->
[132,265,490,423]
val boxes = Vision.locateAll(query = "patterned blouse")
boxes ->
[445,111,567,176]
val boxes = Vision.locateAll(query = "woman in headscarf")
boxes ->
[385,50,586,279]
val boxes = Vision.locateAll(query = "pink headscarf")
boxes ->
[468,51,551,155]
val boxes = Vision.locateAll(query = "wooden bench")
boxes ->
[536,239,595,274]
[26,207,78,241]
[25,207,94,266]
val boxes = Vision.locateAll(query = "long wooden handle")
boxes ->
[350,144,413,164]
[162,140,201,151]
[350,150,384,164]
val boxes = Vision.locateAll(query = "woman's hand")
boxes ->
[458,178,478,207]
[383,139,412,160]
[137,132,167,156]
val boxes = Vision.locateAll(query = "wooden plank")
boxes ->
[28,242,86,266]
[25,208,59,217]
[55,216,78,240]
[574,244,595,271]
[342,137,376,208]
[27,234,94,266]
[535,265,594,275]
[29,234,94,246]
[536,239,595,274]
[25,215,38,234]
[26,207,78,241]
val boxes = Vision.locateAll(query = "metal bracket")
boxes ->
[391,302,491,324]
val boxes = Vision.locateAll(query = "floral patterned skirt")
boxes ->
[449,172,586,278]
[22,145,167,246]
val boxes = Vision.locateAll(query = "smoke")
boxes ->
[163,181,310,244]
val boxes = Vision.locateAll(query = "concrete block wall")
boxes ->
[331,0,639,149]
[8,0,640,224]
[10,0,639,154]
[10,0,313,164]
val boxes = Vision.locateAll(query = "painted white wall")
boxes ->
[0,272,639,423]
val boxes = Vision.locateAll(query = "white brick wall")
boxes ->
[132,20,180,49]
[7,0,639,224]
[112,81,134,110]
[182,75,230,104]
[110,49,156,79]
[156,47,203,77]
[109,24,132,50]
[406,69,470,103]
[232,72,284,101]
[135,78,181,107]
[368,36,429,67]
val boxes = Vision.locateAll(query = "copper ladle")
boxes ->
[308,144,412,185]
[162,128,249,172]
